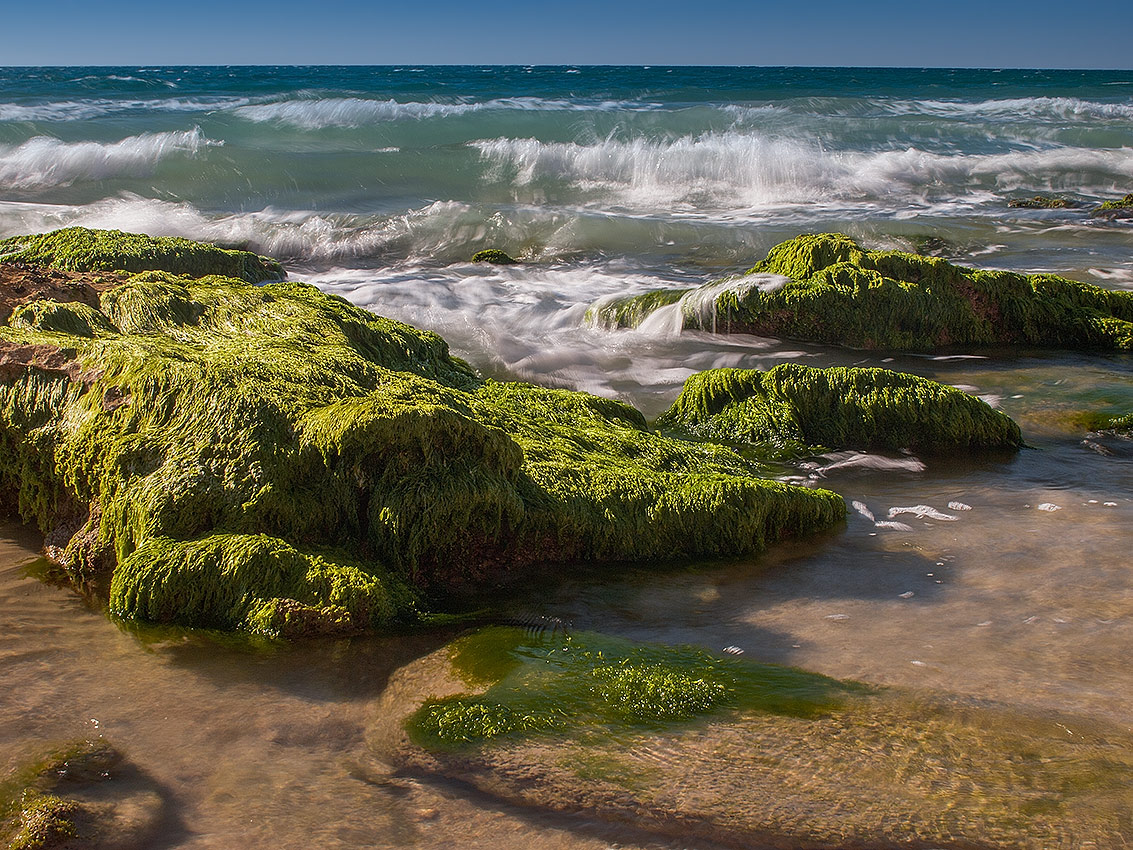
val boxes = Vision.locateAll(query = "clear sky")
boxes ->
[2,0,1131,68]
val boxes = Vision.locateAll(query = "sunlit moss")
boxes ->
[591,233,1133,351]
[656,364,1023,454]
[0,227,284,283]
[0,229,844,634]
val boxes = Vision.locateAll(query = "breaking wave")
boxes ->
[0,129,217,189]
[473,133,1133,207]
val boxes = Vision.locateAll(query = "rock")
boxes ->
[470,249,519,265]
[1090,193,1133,220]
[655,364,1024,455]
[589,233,1133,352]
[1007,195,1077,209]
[0,228,843,635]
[0,227,284,284]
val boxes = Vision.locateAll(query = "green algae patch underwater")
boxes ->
[470,249,519,265]
[0,228,844,635]
[656,364,1024,455]
[591,233,1133,352]
[407,627,864,749]
[0,227,284,284]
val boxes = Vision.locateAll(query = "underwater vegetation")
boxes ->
[656,364,1023,454]
[590,233,1133,352]
[470,249,519,265]
[0,228,844,636]
[407,627,862,748]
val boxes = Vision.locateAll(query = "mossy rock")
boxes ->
[1007,195,1077,209]
[1091,193,1133,220]
[0,228,284,284]
[1078,410,1133,437]
[591,233,1133,352]
[470,249,519,265]
[0,229,843,635]
[656,365,1023,455]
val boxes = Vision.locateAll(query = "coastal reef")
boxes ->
[590,233,1133,351]
[1091,193,1133,220]
[391,628,1133,850]
[1007,195,1077,209]
[0,228,844,636]
[656,365,1023,455]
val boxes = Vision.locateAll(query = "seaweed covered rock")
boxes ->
[591,233,1133,352]
[470,249,519,265]
[0,739,163,850]
[656,365,1023,454]
[1007,195,1077,209]
[0,230,843,635]
[0,228,284,284]
[1091,193,1133,220]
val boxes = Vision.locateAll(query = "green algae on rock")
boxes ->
[1007,195,1077,209]
[590,233,1133,352]
[407,627,861,748]
[1091,193,1133,220]
[0,230,843,635]
[470,249,519,265]
[0,228,284,284]
[656,364,1024,455]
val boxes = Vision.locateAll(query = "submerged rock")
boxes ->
[0,739,164,850]
[389,627,1133,850]
[0,228,843,635]
[591,233,1133,352]
[470,249,519,265]
[655,364,1024,455]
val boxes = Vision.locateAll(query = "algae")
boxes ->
[0,228,284,284]
[0,228,844,634]
[470,249,519,265]
[1096,193,1133,211]
[594,233,1133,352]
[656,364,1023,454]
[408,627,862,748]
[1008,195,1077,209]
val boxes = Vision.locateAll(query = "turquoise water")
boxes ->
[2,66,1132,848]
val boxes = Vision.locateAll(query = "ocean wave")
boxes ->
[873,96,1133,122]
[472,133,1133,207]
[231,96,665,128]
[0,129,218,189]
[0,97,253,122]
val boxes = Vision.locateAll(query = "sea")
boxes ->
[1,66,1131,848]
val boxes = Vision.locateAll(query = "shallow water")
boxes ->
[2,65,1133,847]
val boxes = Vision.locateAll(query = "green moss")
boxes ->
[0,228,844,634]
[1008,195,1077,209]
[0,227,284,283]
[597,233,1133,351]
[7,793,78,850]
[1,740,117,850]
[408,627,864,748]
[1096,193,1133,210]
[471,249,519,265]
[656,365,1023,454]
[585,288,689,329]
[1078,410,1133,436]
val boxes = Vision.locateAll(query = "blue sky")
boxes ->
[3,0,1132,68]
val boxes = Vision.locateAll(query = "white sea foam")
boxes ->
[810,452,927,475]
[0,129,216,189]
[0,97,253,122]
[888,505,959,521]
[875,96,1133,122]
[472,133,1133,208]
[231,96,664,129]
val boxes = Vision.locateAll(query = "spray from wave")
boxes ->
[0,128,217,189]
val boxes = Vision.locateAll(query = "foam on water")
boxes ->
[473,132,1133,209]
[0,97,254,122]
[0,129,216,189]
